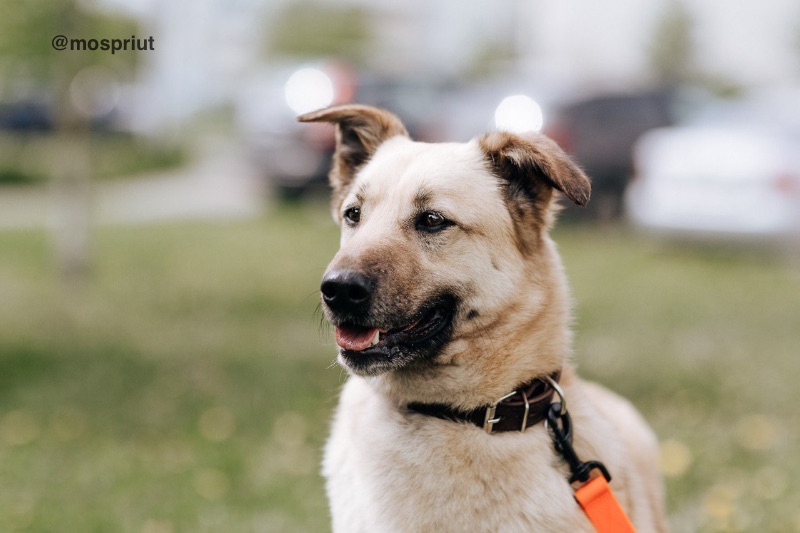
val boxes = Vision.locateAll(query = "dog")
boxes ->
[299,104,666,532]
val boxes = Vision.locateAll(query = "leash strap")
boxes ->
[546,402,637,533]
[574,475,636,533]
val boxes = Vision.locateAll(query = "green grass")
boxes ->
[559,228,800,532]
[0,132,186,185]
[0,205,798,532]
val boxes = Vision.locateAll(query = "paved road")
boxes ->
[0,136,267,230]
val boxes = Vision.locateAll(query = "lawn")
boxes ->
[0,132,186,185]
[0,202,798,532]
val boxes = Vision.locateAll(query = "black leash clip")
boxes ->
[546,402,612,485]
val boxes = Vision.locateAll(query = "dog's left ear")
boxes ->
[478,131,591,207]
[298,104,408,207]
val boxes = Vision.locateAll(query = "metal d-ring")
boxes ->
[542,375,567,416]
[520,390,530,432]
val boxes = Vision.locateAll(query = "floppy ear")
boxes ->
[298,104,408,206]
[478,131,591,207]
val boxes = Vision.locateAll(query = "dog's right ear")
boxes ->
[298,104,408,207]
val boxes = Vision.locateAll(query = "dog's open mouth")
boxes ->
[333,297,456,375]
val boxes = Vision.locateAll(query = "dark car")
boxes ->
[0,101,54,131]
[545,90,674,218]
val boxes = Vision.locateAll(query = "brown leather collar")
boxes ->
[407,371,561,433]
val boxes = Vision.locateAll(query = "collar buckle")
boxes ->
[482,390,517,433]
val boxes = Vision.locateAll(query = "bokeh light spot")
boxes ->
[659,438,692,477]
[194,468,231,501]
[284,68,334,115]
[735,414,780,451]
[50,407,88,442]
[1,410,41,447]
[494,95,544,133]
[141,519,174,533]
[199,406,236,443]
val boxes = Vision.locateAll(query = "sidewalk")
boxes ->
[0,136,266,230]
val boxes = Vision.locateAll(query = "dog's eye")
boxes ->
[343,207,361,226]
[417,211,452,232]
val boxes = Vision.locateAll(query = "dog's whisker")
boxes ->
[301,288,321,305]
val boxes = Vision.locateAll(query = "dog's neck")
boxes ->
[368,305,572,411]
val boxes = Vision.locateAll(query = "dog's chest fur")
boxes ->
[324,378,596,532]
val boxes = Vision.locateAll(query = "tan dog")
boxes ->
[300,104,666,532]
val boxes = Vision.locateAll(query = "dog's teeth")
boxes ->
[370,330,380,346]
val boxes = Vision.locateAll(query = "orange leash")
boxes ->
[544,390,637,533]
[574,474,636,533]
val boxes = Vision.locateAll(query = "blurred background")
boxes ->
[1,0,799,531]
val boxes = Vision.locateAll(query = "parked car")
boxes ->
[0,100,54,131]
[545,90,675,218]
[237,62,456,199]
[625,92,800,240]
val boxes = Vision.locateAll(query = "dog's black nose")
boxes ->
[321,270,375,313]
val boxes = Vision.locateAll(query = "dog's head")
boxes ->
[300,105,589,404]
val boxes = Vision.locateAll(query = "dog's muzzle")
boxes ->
[320,268,458,374]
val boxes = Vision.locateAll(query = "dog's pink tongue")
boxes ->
[335,326,378,352]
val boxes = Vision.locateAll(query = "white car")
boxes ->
[625,96,800,239]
